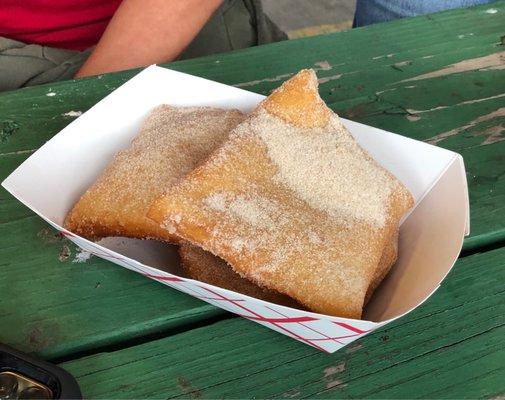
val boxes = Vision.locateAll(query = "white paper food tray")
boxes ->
[2,66,470,353]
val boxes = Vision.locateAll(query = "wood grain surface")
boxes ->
[60,247,505,399]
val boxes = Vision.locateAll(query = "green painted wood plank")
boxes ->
[0,153,223,360]
[0,211,223,360]
[1,2,504,362]
[60,246,505,399]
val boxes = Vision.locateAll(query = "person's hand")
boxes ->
[75,0,223,78]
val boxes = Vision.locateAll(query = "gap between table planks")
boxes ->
[60,246,505,399]
[0,1,504,365]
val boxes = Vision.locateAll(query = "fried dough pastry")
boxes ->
[148,70,413,318]
[181,238,396,308]
[65,106,245,241]
[179,243,302,308]
[365,231,398,305]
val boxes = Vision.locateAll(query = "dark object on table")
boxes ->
[0,344,81,399]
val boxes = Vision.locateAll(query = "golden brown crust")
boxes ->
[179,243,303,308]
[148,70,413,319]
[262,69,331,128]
[365,231,398,305]
[65,106,245,242]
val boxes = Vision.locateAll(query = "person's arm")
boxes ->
[75,0,223,78]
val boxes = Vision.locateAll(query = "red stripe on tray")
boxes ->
[200,286,328,352]
[333,321,369,334]
[144,273,184,282]
[244,315,318,323]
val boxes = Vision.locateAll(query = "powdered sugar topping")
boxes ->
[247,110,395,227]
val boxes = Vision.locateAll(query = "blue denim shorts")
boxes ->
[354,0,497,26]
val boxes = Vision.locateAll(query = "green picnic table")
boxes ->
[1,2,504,398]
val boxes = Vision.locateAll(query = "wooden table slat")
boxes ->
[60,246,505,399]
[0,214,223,360]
